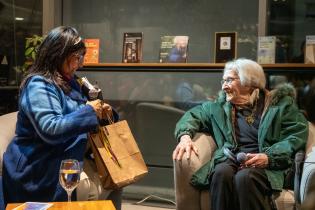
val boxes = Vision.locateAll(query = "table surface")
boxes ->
[6,200,116,210]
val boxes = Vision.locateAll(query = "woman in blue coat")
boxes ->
[2,26,118,206]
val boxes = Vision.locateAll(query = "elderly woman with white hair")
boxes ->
[172,58,308,210]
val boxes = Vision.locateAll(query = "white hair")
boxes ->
[223,58,266,89]
[173,36,188,44]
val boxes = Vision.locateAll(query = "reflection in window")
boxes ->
[0,0,42,86]
[268,0,315,63]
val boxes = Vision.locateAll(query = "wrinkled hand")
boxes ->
[243,153,269,168]
[172,135,198,161]
[87,100,112,119]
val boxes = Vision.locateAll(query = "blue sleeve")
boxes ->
[20,76,99,145]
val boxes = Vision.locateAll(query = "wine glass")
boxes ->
[59,159,81,202]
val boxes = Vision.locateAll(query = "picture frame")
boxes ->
[214,32,237,63]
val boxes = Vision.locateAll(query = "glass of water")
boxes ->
[59,159,81,202]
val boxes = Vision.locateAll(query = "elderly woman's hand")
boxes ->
[172,135,198,161]
[243,153,269,168]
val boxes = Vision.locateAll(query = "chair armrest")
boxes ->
[0,112,18,176]
[174,133,217,210]
[305,122,315,156]
[294,150,305,206]
[300,147,315,203]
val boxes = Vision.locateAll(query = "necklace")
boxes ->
[245,101,257,125]
[245,111,255,125]
[236,100,258,125]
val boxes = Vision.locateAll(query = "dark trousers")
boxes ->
[209,160,273,210]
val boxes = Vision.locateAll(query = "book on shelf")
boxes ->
[214,32,237,63]
[83,39,100,64]
[305,35,315,64]
[122,32,143,63]
[257,36,276,64]
[159,36,189,63]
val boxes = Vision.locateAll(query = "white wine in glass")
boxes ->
[59,159,81,202]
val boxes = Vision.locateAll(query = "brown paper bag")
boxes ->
[89,120,148,189]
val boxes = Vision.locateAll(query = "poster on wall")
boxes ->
[83,39,100,64]
[305,35,315,64]
[122,32,143,63]
[257,36,276,64]
[159,36,189,63]
[214,32,237,63]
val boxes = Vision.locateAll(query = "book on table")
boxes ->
[12,202,53,210]
[159,35,189,63]
[122,32,143,63]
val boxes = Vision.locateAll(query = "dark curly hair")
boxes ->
[20,26,86,93]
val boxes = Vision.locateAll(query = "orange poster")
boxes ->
[84,39,100,64]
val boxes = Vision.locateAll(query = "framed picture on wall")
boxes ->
[214,32,237,63]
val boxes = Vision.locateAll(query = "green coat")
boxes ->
[175,84,308,191]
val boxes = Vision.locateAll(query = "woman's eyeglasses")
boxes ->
[75,54,84,64]
[220,77,239,85]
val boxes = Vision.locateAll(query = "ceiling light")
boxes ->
[15,17,24,21]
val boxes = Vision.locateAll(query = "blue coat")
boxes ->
[2,75,110,204]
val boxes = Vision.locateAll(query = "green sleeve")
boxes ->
[174,102,213,141]
[265,99,308,170]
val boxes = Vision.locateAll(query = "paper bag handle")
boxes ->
[106,112,114,124]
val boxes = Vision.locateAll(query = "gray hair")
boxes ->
[223,58,266,89]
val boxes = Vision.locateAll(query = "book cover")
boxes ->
[159,36,189,63]
[12,202,53,210]
[257,36,276,64]
[122,32,143,63]
[305,35,315,64]
[83,39,100,64]
[214,32,237,63]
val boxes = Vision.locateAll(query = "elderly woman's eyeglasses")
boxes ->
[220,77,239,85]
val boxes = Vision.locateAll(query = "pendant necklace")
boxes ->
[244,100,257,125]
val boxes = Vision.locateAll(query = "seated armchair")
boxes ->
[0,112,18,210]
[174,123,315,210]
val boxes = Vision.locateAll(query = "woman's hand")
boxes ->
[172,135,198,161]
[243,153,269,168]
[86,99,103,119]
[101,102,113,119]
[87,100,113,120]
